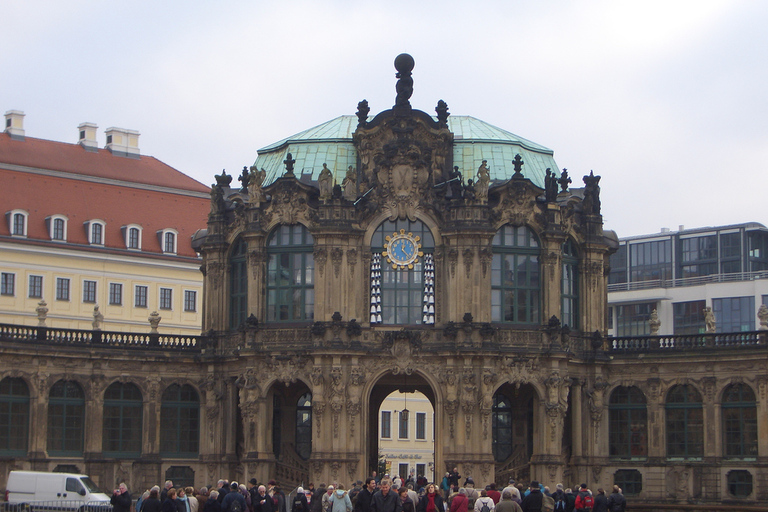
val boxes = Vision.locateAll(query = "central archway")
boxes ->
[366,371,438,482]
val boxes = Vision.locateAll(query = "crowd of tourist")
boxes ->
[113,470,626,512]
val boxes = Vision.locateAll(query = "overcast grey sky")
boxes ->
[3,0,766,238]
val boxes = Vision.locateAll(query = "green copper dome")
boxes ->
[254,115,559,189]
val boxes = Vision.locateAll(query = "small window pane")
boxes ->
[83,281,97,303]
[56,278,70,301]
[184,290,197,312]
[28,275,43,299]
[1,273,15,296]
[109,283,123,306]
[135,286,148,308]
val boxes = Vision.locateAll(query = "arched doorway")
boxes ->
[263,380,313,487]
[367,372,437,483]
[492,383,538,485]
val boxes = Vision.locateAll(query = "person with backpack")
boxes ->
[473,490,495,512]
[573,485,593,512]
[293,488,310,512]
[550,485,566,512]
[605,487,624,512]
[222,483,248,512]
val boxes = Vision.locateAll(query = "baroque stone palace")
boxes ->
[1,55,767,507]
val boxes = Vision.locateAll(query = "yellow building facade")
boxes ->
[0,110,209,335]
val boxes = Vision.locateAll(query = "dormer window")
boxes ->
[46,215,68,242]
[157,228,178,255]
[7,210,28,237]
[84,220,106,245]
[122,224,142,250]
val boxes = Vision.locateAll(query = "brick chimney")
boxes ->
[78,122,99,151]
[4,110,25,140]
[105,127,140,158]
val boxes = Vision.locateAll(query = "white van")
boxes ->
[3,471,111,512]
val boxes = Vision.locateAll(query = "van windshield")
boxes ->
[80,477,102,493]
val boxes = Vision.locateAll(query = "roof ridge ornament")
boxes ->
[394,53,414,111]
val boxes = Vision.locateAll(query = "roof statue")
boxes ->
[394,53,415,110]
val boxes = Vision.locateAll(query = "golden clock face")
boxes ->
[382,229,423,269]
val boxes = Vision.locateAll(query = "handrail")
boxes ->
[609,331,766,353]
[608,270,768,292]
[0,323,201,352]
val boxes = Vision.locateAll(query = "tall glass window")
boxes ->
[266,226,315,322]
[381,411,391,438]
[103,382,143,457]
[719,232,741,274]
[561,239,578,329]
[48,380,85,456]
[608,244,627,285]
[91,223,103,245]
[398,411,409,439]
[492,393,513,462]
[371,220,434,325]
[0,377,29,456]
[673,300,706,335]
[609,386,647,458]
[615,302,655,337]
[229,238,248,328]
[722,383,757,458]
[53,218,66,241]
[56,278,70,301]
[28,275,43,298]
[164,232,176,254]
[747,231,768,271]
[491,225,540,324]
[416,412,426,440]
[665,384,703,459]
[680,236,717,278]
[296,393,312,460]
[713,296,755,332]
[160,384,199,458]
[629,240,672,282]
[128,227,140,249]
[83,280,97,303]
[12,213,26,236]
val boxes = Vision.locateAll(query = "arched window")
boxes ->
[492,393,513,462]
[665,384,703,458]
[722,383,757,458]
[103,382,143,457]
[0,377,29,456]
[160,384,199,457]
[229,238,248,329]
[609,386,647,458]
[370,220,435,325]
[48,380,85,456]
[296,392,312,460]
[561,239,578,329]
[128,227,141,249]
[266,225,314,322]
[491,225,540,323]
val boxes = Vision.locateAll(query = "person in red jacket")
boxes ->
[450,489,469,512]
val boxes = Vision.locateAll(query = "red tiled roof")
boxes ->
[0,132,210,193]
[0,134,211,258]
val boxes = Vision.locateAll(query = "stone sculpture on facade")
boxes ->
[758,303,768,330]
[648,309,660,335]
[318,163,334,202]
[92,305,103,330]
[476,160,490,202]
[704,306,716,333]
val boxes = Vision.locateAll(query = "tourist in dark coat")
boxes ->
[163,489,180,512]
[519,482,542,512]
[111,484,132,512]
[144,489,163,512]
[606,486,625,512]
[591,489,608,512]
[205,492,223,512]
[355,479,376,512]
[370,480,402,512]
